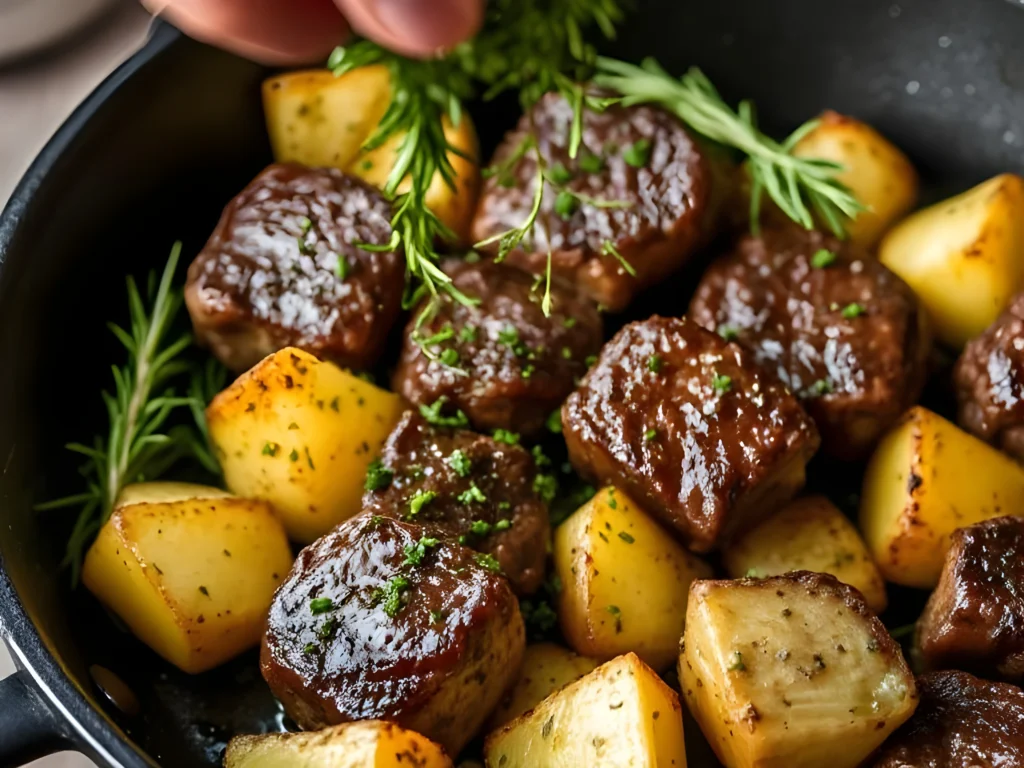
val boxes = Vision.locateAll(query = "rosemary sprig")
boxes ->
[593,57,866,237]
[37,243,211,583]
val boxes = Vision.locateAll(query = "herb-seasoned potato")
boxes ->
[207,347,403,543]
[792,111,918,247]
[859,405,1024,588]
[487,643,600,730]
[82,482,293,674]
[554,486,712,670]
[262,67,480,241]
[484,652,687,768]
[723,496,887,613]
[225,721,453,768]
[879,173,1024,348]
[680,572,917,768]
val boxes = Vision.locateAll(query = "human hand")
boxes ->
[143,0,485,63]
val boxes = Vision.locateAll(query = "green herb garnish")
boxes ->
[364,458,394,491]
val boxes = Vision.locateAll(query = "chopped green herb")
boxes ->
[554,190,579,219]
[474,552,503,574]
[469,519,492,536]
[601,240,637,276]
[364,458,394,491]
[811,248,836,268]
[717,325,739,342]
[303,642,316,654]
[262,442,280,457]
[607,489,617,509]
[623,138,652,168]
[521,364,536,379]
[417,325,455,347]
[712,373,732,394]
[533,473,558,502]
[561,346,573,359]
[644,428,658,441]
[585,355,598,367]
[446,449,472,477]
[429,609,445,624]
[647,354,664,373]
[546,409,562,433]
[606,604,623,633]
[439,347,460,367]
[618,531,635,544]
[493,429,520,445]
[497,326,520,348]
[330,396,340,412]
[841,302,866,319]
[297,236,314,255]
[408,490,438,518]
[811,378,834,396]
[459,324,478,343]
[403,536,440,567]
[494,519,512,532]
[728,651,746,672]
[419,397,470,428]
[547,162,573,185]
[310,597,334,615]
[336,254,350,280]
[521,598,558,637]
[579,151,605,174]
[298,216,312,234]
[563,317,577,329]
[371,576,411,618]
[458,484,487,504]
[305,447,316,471]
[531,445,552,468]
[288,422,299,430]
[289,448,299,462]
[361,159,374,171]
[318,617,336,639]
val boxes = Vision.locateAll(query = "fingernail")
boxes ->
[373,0,482,53]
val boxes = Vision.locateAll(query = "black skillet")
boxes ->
[2,1,1024,765]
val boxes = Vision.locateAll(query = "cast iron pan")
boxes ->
[2,1,1024,765]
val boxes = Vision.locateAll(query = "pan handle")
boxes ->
[0,668,72,768]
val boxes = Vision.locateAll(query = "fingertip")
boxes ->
[336,0,484,57]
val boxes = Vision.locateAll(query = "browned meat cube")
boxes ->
[867,671,1024,768]
[186,163,403,372]
[955,293,1024,462]
[393,259,603,439]
[562,316,820,552]
[917,515,1024,681]
[689,227,929,460]
[471,93,718,311]
[261,514,524,757]
[362,410,550,595]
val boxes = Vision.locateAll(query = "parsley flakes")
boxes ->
[364,458,394,491]
[446,449,472,477]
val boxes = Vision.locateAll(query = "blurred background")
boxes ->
[0,3,149,765]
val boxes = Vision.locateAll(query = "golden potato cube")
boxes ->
[114,481,233,508]
[487,643,600,730]
[555,486,712,670]
[263,66,480,242]
[680,573,917,768]
[793,111,918,247]
[485,652,687,768]
[879,173,1024,347]
[207,348,403,543]
[723,495,887,612]
[859,405,1024,588]
[225,720,452,768]
[82,484,293,674]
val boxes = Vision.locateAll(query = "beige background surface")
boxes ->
[0,3,150,766]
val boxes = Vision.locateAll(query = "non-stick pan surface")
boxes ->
[2,1,1023,765]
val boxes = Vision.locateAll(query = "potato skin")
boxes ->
[879,173,1024,348]
[792,111,918,247]
[207,347,403,543]
[225,720,453,768]
[82,484,293,674]
[484,652,687,768]
[680,572,917,768]
[555,486,711,669]
[723,495,887,612]
[263,66,480,242]
[859,405,1024,588]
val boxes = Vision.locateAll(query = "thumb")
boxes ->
[334,0,484,57]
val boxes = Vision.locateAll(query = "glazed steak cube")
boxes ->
[471,93,716,311]
[918,515,1024,681]
[955,292,1024,462]
[689,227,929,460]
[867,671,1024,768]
[186,163,403,372]
[362,410,551,595]
[562,316,819,552]
[393,259,603,439]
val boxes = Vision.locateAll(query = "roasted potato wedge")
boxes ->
[859,405,1024,588]
[723,495,887,612]
[680,572,917,768]
[207,347,403,543]
[879,173,1024,347]
[484,652,687,768]
[792,111,918,247]
[225,720,452,768]
[487,643,600,730]
[263,66,480,241]
[555,486,712,670]
[82,483,293,674]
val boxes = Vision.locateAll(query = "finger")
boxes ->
[144,0,349,64]
[334,0,484,57]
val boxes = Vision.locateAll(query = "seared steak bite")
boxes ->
[562,316,820,552]
[867,670,1024,768]
[689,227,929,460]
[186,163,403,372]
[471,93,716,311]
[393,259,603,439]
[918,515,1024,681]
[362,410,551,595]
[955,293,1024,462]
[261,514,524,757]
